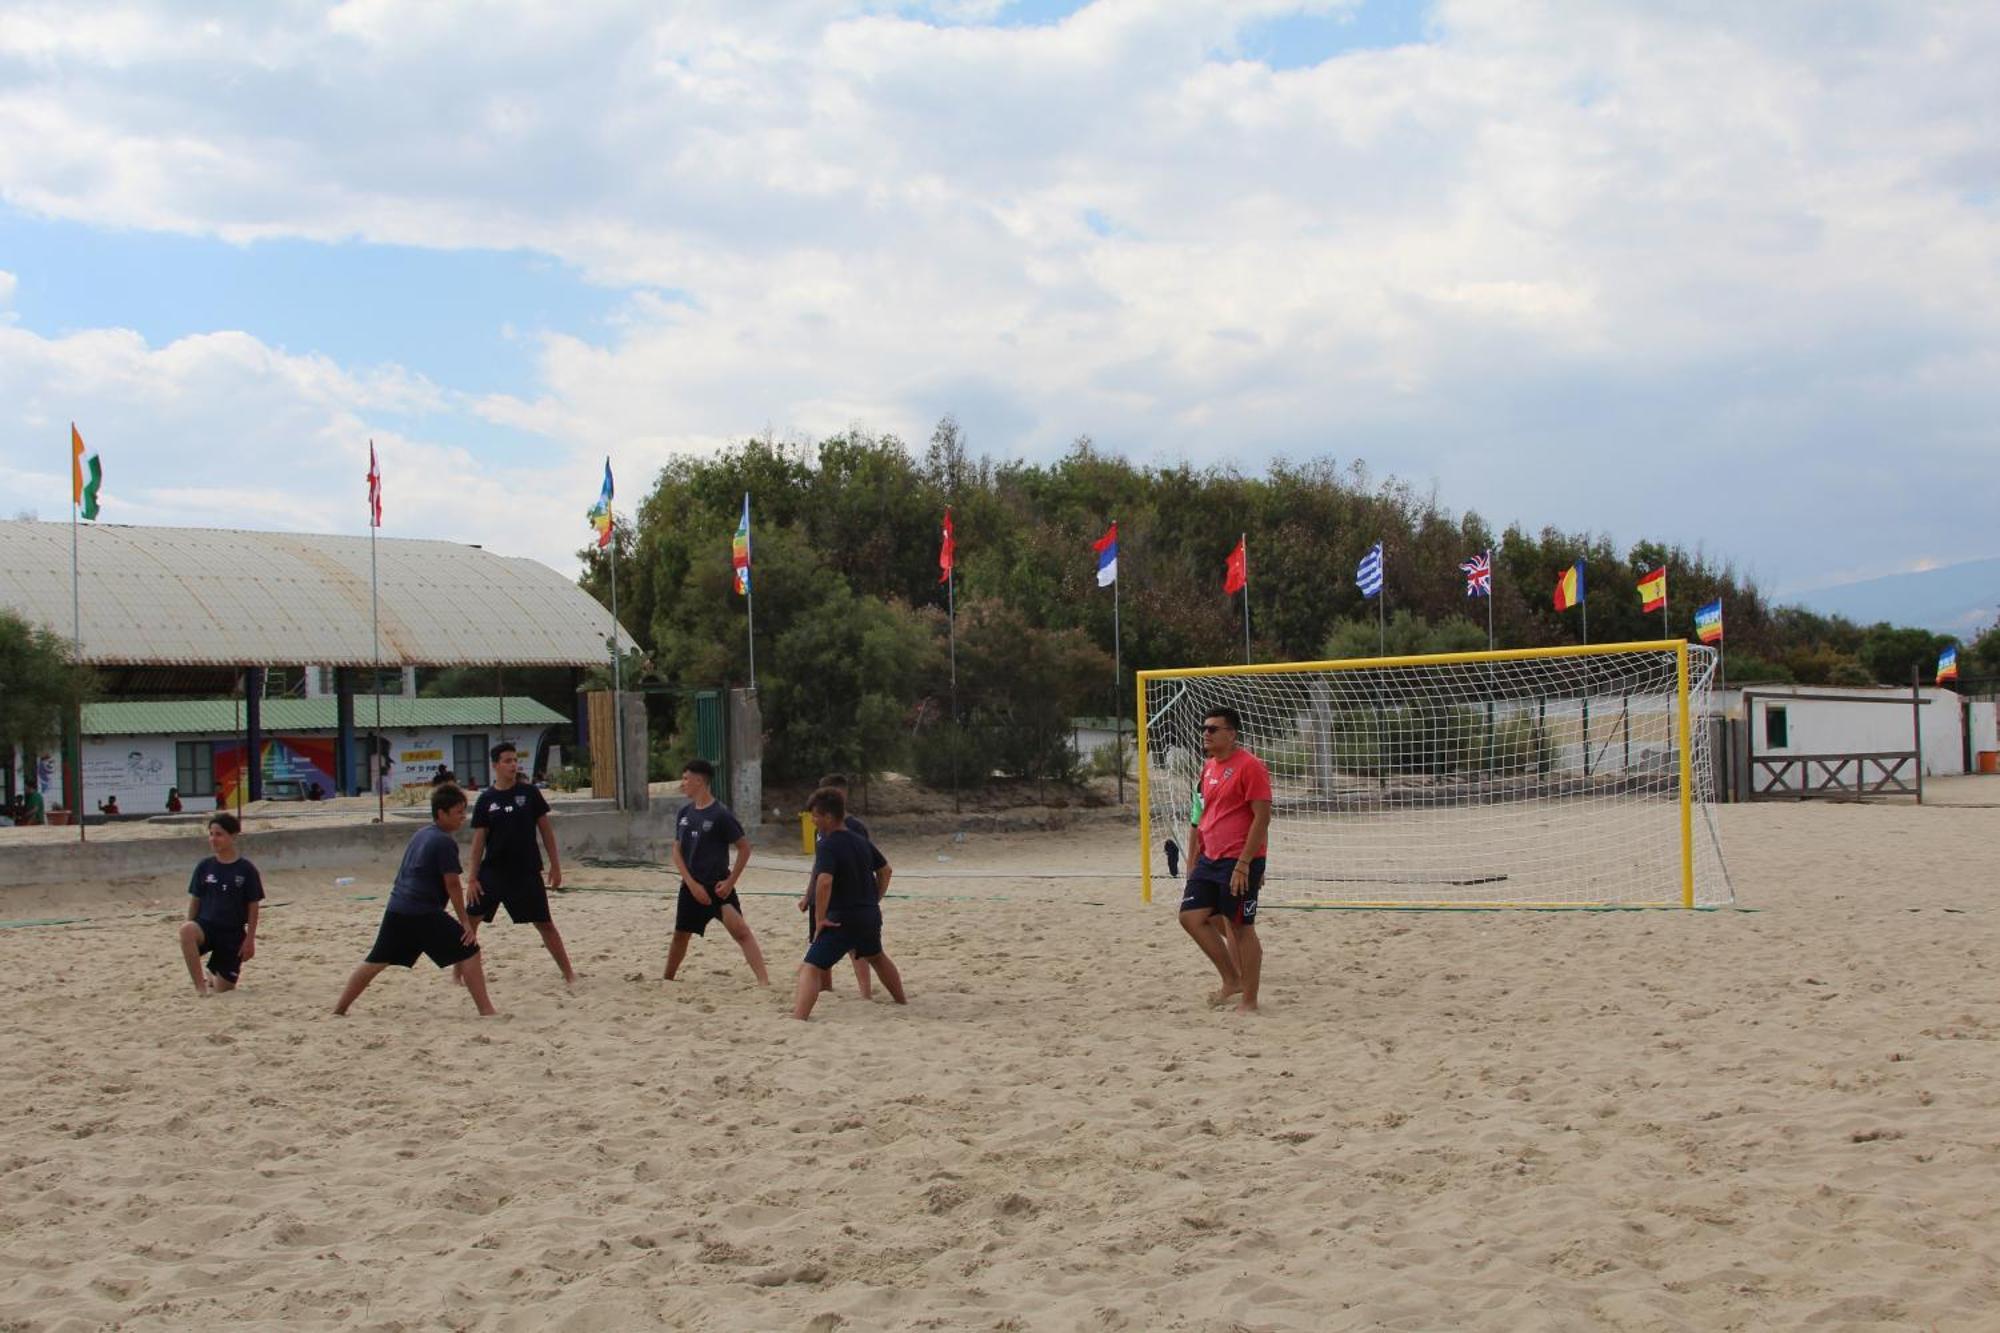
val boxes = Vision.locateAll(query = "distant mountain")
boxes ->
[1792,557,2000,638]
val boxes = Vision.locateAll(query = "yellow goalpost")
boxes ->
[1136,640,1725,909]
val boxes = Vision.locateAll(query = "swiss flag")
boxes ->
[1223,536,1246,595]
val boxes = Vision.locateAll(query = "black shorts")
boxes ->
[1179,856,1264,925]
[197,921,246,981]
[805,922,882,970]
[365,909,480,969]
[469,869,550,925]
[675,882,745,936]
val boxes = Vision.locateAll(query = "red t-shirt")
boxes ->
[1197,748,1271,861]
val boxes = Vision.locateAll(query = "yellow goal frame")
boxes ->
[1136,639,1699,909]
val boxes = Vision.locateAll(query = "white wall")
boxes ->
[1747,688,1968,776]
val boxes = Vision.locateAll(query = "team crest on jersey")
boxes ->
[701,819,713,832]
[514,793,527,808]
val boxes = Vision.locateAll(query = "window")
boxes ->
[1764,705,1789,750]
[453,734,490,787]
[176,741,216,797]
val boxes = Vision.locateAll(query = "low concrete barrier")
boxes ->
[0,807,676,890]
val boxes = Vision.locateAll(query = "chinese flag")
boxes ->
[1223,537,1247,594]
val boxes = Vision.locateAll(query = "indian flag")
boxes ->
[71,424,103,520]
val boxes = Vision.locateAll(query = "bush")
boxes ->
[910,722,1003,789]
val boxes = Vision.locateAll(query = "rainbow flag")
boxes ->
[1694,598,1723,644]
[1553,561,1584,612]
[1638,565,1667,613]
[732,493,752,595]
[587,458,614,549]
[1937,646,1959,684]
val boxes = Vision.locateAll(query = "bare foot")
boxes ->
[1206,986,1240,1007]
[1234,999,1260,1014]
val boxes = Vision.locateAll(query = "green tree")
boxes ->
[1321,608,1490,659]
[1858,623,1956,686]
[0,611,93,764]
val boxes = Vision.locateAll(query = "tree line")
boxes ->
[573,419,1997,786]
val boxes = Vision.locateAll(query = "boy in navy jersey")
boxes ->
[796,772,885,998]
[793,785,905,1021]
[664,759,769,986]
[177,812,264,996]
[465,741,573,983]
[333,784,497,1016]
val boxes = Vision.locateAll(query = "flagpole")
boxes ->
[610,522,626,811]
[947,561,959,815]
[70,449,84,844]
[1111,520,1124,805]
[1240,532,1251,665]
[371,511,384,824]
[744,494,757,692]
[1486,557,1496,652]
[1377,555,1386,658]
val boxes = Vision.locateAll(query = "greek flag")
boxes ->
[1356,542,1384,598]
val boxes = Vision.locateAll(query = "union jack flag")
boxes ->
[1459,550,1492,598]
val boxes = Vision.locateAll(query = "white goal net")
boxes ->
[1138,642,1731,908]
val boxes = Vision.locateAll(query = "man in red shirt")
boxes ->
[1179,706,1271,1012]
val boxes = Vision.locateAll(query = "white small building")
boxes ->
[1725,684,1998,796]
[78,696,567,815]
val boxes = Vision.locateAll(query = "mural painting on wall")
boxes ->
[215,737,339,807]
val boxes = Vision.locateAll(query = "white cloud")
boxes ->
[0,0,1996,585]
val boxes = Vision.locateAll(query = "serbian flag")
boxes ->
[1093,522,1117,587]
[732,493,752,595]
[938,508,955,584]
[1553,560,1584,612]
[72,424,103,521]
[1938,646,1960,684]
[1639,566,1667,613]
[1694,598,1723,644]
[366,440,382,528]
[1223,537,1246,595]
[587,458,614,548]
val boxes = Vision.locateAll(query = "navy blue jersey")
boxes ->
[187,856,265,929]
[675,800,746,886]
[472,782,551,872]
[810,828,886,931]
[386,824,463,914]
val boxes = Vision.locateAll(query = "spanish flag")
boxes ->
[1553,561,1584,612]
[1638,566,1667,613]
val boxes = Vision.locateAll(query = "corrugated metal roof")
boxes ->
[0,520,637,668]
[84,695,568,737]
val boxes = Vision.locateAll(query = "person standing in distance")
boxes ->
[1178,706,1271,1013]
[464,741,574,985]
[663,760,769,986]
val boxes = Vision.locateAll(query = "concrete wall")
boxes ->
[1745,688,1965,776]
[0,804,675,891]
[729,688,763,821]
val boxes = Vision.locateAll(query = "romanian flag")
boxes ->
[1553,561,1584,612]
[938,508,955,584]
[1638,566,1667,613]
[1937,647,1959,684]
[587,458,614,549]
[732,494,752,595]
[1223,536,1247,595]
[1694,598,1723,644]
[71,424,103,521]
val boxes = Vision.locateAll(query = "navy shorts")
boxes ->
[1179,856,1264,925]
[469,869,550,925]
[805,922,882,969]
[675,882,745,936]
[197,921,246,981]
[365,909,480,969]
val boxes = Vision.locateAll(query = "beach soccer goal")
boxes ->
[1137,640,1731,908]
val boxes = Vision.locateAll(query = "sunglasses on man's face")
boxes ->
[1202,723,1229,733]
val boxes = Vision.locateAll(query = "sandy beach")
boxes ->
[1,795,1997,1330]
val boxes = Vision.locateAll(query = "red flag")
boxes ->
[366,440,382,528]
[1223,537,1246,594]
[938,508,955,584]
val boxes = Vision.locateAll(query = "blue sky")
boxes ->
[1,0,1995,595]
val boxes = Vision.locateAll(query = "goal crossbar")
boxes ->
[1136,639,1716,909]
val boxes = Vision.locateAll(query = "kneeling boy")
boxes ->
[333,784,497,1016]
[793,785,905,1021]
[178,812,264,996]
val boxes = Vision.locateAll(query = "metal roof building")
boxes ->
[82,696,569,737]
[0,520,634,670]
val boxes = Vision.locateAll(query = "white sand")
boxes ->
[2,798,1997,1330]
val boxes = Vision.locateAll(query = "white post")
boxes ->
[370,519,384,823]
[1111,521,1123,804]
[610,526,626,810]
[70,480,84,843]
